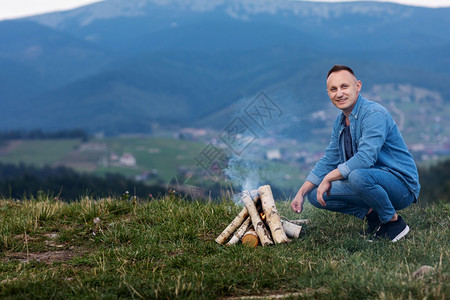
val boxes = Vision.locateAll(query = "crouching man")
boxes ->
[290,65,420,242]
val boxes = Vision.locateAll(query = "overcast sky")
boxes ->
[0,0,449,21]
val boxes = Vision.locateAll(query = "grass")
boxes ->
[0,194,448,299]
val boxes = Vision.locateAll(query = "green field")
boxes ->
[0,137,205,181]
[0,137,307,194]
[94,137,206,181]
[0,139,82,167]
[0,195,447,299]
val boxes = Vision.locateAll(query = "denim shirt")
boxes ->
[306,95,421,200]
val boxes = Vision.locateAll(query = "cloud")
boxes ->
[0,0,104,20]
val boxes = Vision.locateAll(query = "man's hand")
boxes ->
[316,168,344,207]
[290,180,316,214]
[290,194,304,213]
[316,179,332,207]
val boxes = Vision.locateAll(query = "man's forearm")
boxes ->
[323,168,344,183]
[298,180,316,197]
[291,180,316,213]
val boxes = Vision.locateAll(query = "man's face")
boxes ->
[326,70,362,116]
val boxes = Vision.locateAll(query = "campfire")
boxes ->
[216,185,307,247]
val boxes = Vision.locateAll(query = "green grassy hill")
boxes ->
[0,195,447,299]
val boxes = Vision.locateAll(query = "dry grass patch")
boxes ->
[4,249,82,264]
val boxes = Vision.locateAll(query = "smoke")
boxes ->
[221,89,301,202]
[224,154,263,191]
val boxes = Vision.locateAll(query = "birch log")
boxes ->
[215,207,248,244]
[258,185,289,244]
[226,217,251,245]
[215,190,259,245]
[289,219,310,225]
[281,220,302,238]
[242,191,273,246]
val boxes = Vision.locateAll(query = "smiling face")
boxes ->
[326,70,362,116]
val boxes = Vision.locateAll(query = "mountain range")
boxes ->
[1,0,449,140]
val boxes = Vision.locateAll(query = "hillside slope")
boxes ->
[0,196,447,298]
[0,0,449,136]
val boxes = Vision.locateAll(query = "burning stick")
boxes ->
[258,185,289,244]
[226,217,251,245]
[242,191,274,246]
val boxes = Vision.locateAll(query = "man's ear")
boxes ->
[357,80,362,92]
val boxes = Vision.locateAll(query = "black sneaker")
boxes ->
[359,210,381,236]
[373,215,410,242]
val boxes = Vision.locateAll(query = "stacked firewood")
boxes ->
[215,185,306,247]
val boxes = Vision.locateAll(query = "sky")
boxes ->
[0,0,449,21]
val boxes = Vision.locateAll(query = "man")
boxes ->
[290,65,420,242]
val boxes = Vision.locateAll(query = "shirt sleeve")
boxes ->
[338,110,389,179]
[307,118,341,185]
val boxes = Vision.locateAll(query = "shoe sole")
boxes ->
[391,225,410,242]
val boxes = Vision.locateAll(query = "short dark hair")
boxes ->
[327,65,356,79]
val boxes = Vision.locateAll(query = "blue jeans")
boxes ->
[306,168,415,223]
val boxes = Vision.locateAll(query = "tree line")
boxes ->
[0,129,89,141]
[0,160,447,203]
[418,159,450,204]
[0,163,166,201]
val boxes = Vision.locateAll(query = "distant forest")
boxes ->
[0,162,166,201]
[0,129,89,141]
[418,159,450,204]
[0,160,448,204]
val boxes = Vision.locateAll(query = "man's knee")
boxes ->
[348,169,371,192]
[348,169,364,185]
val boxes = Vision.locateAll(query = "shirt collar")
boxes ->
[339,94,363,125]
[351,94,363,119]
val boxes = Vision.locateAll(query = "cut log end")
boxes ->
[241,227,259,247]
